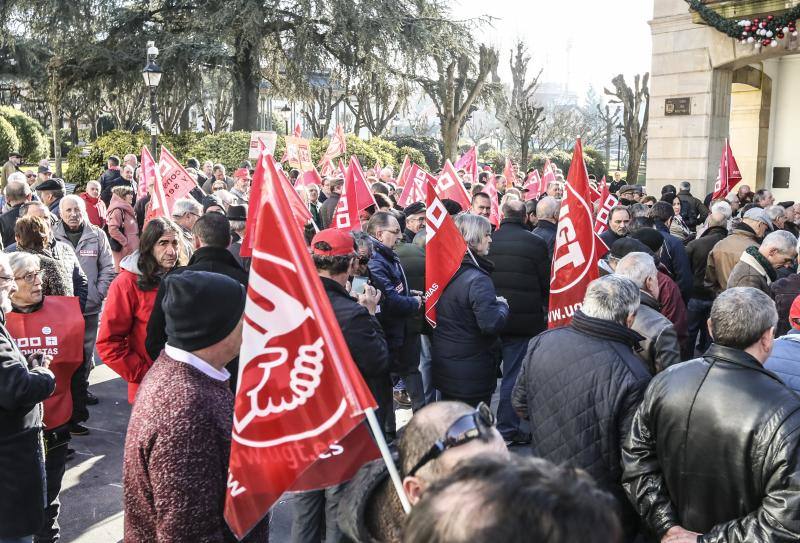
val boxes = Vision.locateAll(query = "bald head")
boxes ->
[501,199,526,222]
[5,178,32,205]
[707,212,727,228]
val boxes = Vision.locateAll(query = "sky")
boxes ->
[453,0,654,104]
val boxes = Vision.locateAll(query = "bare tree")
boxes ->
[304,85,345,139]
[596,104,620,167]
[417,44,499,161]
[535,104,581,153]
[347,71,408,137]
[464,115,492,146]
[408,111,436,137]
[605,73,649,183]
[500,41,544,166]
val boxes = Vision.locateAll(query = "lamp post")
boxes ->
[280,104,291,135]
[142,41,162,156]
[615,123,624,172]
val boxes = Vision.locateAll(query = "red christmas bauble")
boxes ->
[778,32,785,39]
[745,25,752,32]
[768,15,774,21]
[754,18,760,23]
[762,38,770,45]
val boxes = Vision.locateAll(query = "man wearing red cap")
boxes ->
[231,168,250,204]
[765,294,800,394]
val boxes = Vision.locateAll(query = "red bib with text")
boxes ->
[6,296,85,428]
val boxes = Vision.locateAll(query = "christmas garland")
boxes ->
[685,0,799,48]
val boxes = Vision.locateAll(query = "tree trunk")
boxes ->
[521,139,530,169]
[231,40,260,131]
[627,142,645,184]
[441,119,460,162]
[69,116,79,146]
[179,106,190,133]
[49,100,62,177]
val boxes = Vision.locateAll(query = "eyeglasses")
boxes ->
[406,402,496,477]
[15,270,42,284]
[26,174,36,178]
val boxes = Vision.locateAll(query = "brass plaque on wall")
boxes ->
[665,97,692,116]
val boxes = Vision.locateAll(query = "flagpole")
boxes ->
[364,407,412,514]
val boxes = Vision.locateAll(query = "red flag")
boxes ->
[712,138,742,201]
[156,146,198,215]
[503,157,518,186]
[320,158,336,178]
[138,146,156,200]
[278,168,314,228]
[293,122,302,137]
[482,177,501,228]
[548,138,602,329]
[319,125,347,166]
[347,156,378,211]
[332,162,363,232]
[395,155,411,187]
[454,146,478,182]
[524,170,542,201]
[295,166,323,188]
[593,181,620,235]
[396,164,427,207]
[542,158,557,188]
[436,160,471,210]
[225,154,378,539]
[424,178,467,327]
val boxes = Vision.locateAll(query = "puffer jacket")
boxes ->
[53,220,115,315]
[630,291,681,374]
[770,273,800,337]
[367,238,418,353]
[96,253,158,403]
[432,254,509,400]
[512,310,650,541]
[0,312,55,538]
[705,223,760,295]
[764,332,800,394]
[489,219,549,339]
[623,344,800,542]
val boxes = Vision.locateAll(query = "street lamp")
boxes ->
[280,104,291,135]
[142,41,162,156]
[615,123,624,172]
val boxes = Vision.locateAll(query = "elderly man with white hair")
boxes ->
[0,172,33,246]
[79,180,107,228]
[727,230,798,294]
[532,196,559,260]
[615,252,681,374]
[512,274,651,542]
[53,194,115,417]
[171,198,203,260]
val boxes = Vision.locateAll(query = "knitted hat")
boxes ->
[162,271,246,352]
[630,229,664,253]
[790,295,800,330]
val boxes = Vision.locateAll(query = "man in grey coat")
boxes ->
[54,195,115,430]
[616,252,681,374]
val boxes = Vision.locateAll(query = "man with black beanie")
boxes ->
[124,271,268,542]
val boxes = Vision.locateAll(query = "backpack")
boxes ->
[103,208,124,252]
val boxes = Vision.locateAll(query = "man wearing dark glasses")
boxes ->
[339,401,508,543]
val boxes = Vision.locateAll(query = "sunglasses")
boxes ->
[406,402,496,477]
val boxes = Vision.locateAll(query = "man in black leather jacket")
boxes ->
[622,287,800,543]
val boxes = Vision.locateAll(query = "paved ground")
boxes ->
[59,364,416,542]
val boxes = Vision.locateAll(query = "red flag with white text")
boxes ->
[225,154,378,539]
[593,181,620,235]
[454,146,478,182]
[503,157,518,187]
[437,160,471,210]
[524,170,542,201]
[712,138,742,201]
[396,164,427,207]
[424,178,467,327]
[344,156,377,211]
[319,125,347,166]
[138,146,155,200]
[542,159,556,188]
[332,161,363,232]
[482,177,501,228]
[548,138,602,329]
[156,146,198,215]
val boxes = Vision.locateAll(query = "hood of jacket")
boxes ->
[701,225,728,239]
[107,193,134,215]
[120,251,142,275]
[338,459,403,543]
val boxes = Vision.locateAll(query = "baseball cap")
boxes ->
[790,295,800,330]
[233,167,251,180]
[743,207,773,229]
[311,229,355,256]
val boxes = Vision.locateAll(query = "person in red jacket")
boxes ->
[96,218,180,403]
[79,180,107,228]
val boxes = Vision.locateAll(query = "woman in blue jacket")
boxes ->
[432,213,509,406]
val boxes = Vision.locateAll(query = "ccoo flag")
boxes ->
[593,179,620,236]
[437,160,471,210]
[482,176,501,228]
[547,138,603,329]
[424,176,467,327]
[225,153,378,540]
[712,138,742,201]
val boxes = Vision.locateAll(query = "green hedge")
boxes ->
[0,107,47,162]
[66,129,430,188]
[527,147,606,180]
[0,117,20,163]
[386,135,443,171]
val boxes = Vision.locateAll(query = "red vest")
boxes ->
[6,297,85,429]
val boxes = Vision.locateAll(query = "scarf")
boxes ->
[571,310,645,352]
[745,245,777,282]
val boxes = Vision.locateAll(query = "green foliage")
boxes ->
[481,150,504,172]
[385,136,443,171]
[583,146,608,180]
[0,117,21,164]
[397,147,427,169]
[342,135,396,169]
[0,107,47,162]
[528,147,607,180]
[478,142,495,156]
[187,132,252,171]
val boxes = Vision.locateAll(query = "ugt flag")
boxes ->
[712,138,742,201]
[424,176,466,327]
[225,153,378,540]
[547,138,603,329]
[593,180,620,236]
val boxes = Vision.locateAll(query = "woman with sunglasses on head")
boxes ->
[431,213,509,408]
[4,252,84,543]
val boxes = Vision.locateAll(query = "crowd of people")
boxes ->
[1,144,800,543]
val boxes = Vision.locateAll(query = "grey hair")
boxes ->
[5,178,31,202]
[679,181,692,191]
[365,211,398,237]
[765,205,786,223]
[629,203,649,219]
[171,198,203,218]
[215,189,235,209]
[581,275,640,325]
[59,194,89,223]
[7,172,26,185]
[536,196,559,220]
[454,212,491,250]
[710,200,732,219]
[8,251,40,275]
[710,287,777,349]
[707,212,727,228]
[615,252,657,289]
[86,180,101,190]
[761,230,797,254]
[229,220,246,233]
